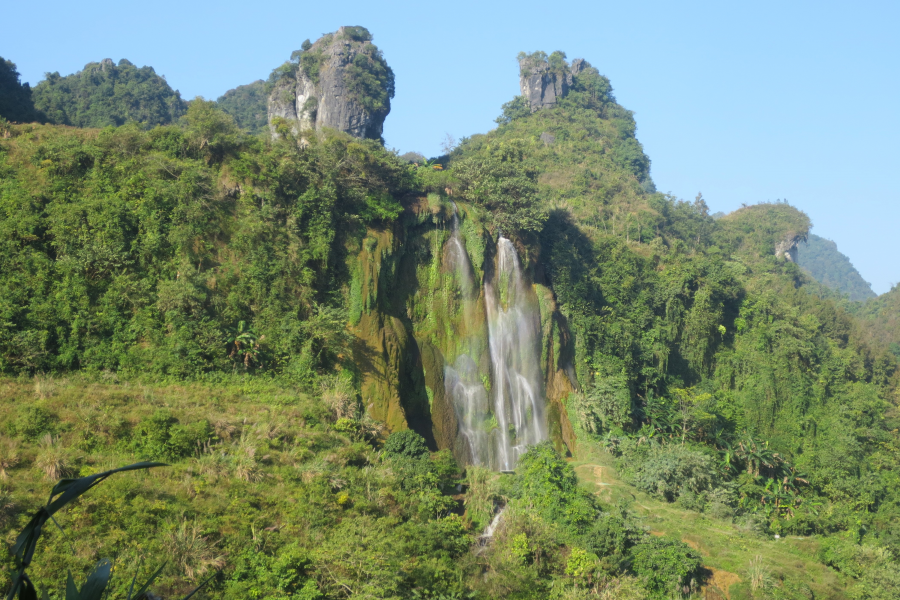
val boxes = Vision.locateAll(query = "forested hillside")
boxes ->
[798,234,876,301]
[31,58,187,128]
[0,44,898,600]
[855,285,900,358]
[216,80,268,134]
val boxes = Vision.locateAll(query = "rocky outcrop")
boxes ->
[775,236,802,263]
[519,54,572,112]
[267,26,393,141]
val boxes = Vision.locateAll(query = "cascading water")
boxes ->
[484,237,547,469]
[443,205,548,470]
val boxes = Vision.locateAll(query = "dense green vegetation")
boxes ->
[1,45,898,600]
[31,59,187,128]
[340,28,394,115]
[798,234,875,301]
[855,285,900,359]
[216,80,269,134]
[0,104,410,381]
[0,57,39,123]
[0,376,717,599]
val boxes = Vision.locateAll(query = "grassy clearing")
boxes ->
[570,439,850,599]
[0,374,855,599]
[0,375,354,597]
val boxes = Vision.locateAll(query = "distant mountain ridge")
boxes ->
[797,233,875,301]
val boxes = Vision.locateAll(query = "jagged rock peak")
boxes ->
[519,51,600,112]
[267,26,394,141]
[515,53,610,114]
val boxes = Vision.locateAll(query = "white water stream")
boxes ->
[444,207,548,470]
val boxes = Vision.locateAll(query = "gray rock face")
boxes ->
[775,236,802,262]
[267,27,393,141]
[569,58,587,76]
[517,53,600,113]
[519,58,572,112]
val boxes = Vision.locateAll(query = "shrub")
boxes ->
[618,444,717,502]
[32,374,55,399]
[133,409,211,461]
[0,436,20,479]
[516,442,599,532]
[13,405,55,440]
[464,465,501,530]
[164,519,226,579]
[35,433,70,481]
[383,429,430,460]
[232,434,264,482]
[630,537,703,598]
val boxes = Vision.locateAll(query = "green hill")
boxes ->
[0,45,898,599]
[32,58,187,128]
[798,234,875,301]
[216,79,268,134]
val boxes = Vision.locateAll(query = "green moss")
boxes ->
[552,321,561,371]
[426,192,442,213]
[460,208,486,275]
[349,262,363,326]
[535,284,555,369]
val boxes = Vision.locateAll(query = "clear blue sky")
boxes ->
[4,0,898,293]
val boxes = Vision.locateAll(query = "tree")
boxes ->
[0,57,38,122]
[452,140,546,234]
[182,98,243,163]
[216,80,269,134]
[494,96,530,125]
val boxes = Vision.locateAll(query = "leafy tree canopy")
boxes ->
[0,57,39,123]
[31,59,187,128]
[216,80,268,134]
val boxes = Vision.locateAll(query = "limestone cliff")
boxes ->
[518,51,598,112]
[267,26,394,140]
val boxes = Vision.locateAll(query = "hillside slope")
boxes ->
[798,234,875,301]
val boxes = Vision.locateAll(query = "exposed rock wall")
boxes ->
[775,236,802,263]
[347,195,578,462]
[519,58,572,112]
[267,26,393,140]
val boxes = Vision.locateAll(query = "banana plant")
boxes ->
[6,462,217,600]
[228,320,261,368]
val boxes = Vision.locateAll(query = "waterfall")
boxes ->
[443,206,547,470]
[484,237,547,469]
